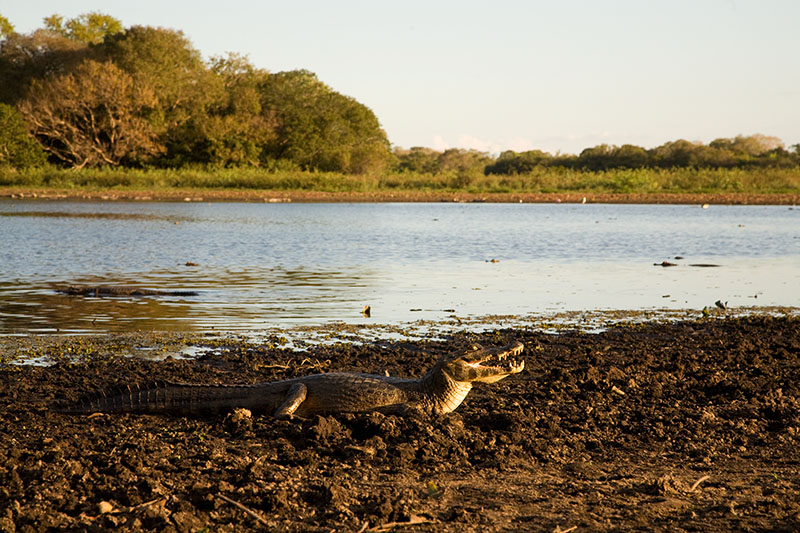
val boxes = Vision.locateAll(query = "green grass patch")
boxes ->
[1,165,799,195]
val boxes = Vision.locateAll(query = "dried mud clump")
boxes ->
[1,316,799,531]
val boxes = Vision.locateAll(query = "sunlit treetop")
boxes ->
[43,12,122,44]
[0,14,14,39]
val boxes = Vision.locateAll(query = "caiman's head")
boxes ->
[440,341,525,384]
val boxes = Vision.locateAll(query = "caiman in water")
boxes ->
[66,342,525,418]
[57,286,199,297]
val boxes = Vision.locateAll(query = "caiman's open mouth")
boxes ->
[464,342,525,383]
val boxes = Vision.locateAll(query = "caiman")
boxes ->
[67,342,525,418]
[57,286,199,297]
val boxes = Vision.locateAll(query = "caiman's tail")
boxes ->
[62,381,274,415]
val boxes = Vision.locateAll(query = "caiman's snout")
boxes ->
[496,341,524,360]
[451,341,525,383]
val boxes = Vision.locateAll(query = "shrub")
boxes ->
[0,103,48,168]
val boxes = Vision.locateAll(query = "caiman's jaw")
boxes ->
[442,341,525,383]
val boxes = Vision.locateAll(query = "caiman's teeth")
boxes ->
[507,360,524,373]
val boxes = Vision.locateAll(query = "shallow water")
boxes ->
[1,200,798,334]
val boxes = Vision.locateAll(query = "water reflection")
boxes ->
[0,211,196,222]
[1,201,798,335]
[1,256,798,335]
[0,266,381,334]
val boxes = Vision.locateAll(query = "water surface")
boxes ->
[1,201,798,334]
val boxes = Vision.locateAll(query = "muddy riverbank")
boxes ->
[2,186,799,205]
[1,315,799,531]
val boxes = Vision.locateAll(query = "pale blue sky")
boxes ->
[2,0,799,154]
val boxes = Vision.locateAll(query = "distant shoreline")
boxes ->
[2,186,798,205]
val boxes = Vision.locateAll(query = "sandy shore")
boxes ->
[2,186,799,204]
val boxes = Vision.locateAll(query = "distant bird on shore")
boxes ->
[715,300,728,311]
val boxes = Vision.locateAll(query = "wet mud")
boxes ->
[1,316,799,531]
[2,186,799,205]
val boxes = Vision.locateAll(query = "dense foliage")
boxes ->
[0,13,392,173]
[0,11,798,190]
[0,103,47,168]
[481,135,797,174]
[389,136,800,188]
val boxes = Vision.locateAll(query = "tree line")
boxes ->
[1,12,798,178]
[0,12,391,172]
[395,134,799,179]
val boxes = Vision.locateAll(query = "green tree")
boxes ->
[393,146,441,173]
[437,148,490,173]
[730,134,784,156]
[18,59,161,168]
[0,14,14,39]
[485,149,552,174]
[0,103,47,168]
[613,144,649,168]
[44,12,122,44]
[577,144,615,170]
[102,26,225,165]
[649,140,706,168]
[259,70,391,173]
[0,29,89,105]
[210,52,265,89]
[189,53,277,167]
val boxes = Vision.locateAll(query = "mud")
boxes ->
[1,316,799,532]
[2,186,799,205]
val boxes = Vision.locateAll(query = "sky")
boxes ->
[2,0,799,155]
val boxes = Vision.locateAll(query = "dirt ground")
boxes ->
[1,315,799,532]
[2,186,799,205]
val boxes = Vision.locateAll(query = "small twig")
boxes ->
[298,357,330,371]
[259,363,290,370]
[259,358,329,372]
[87,496,167,520]
[216,493,268,525]
[366,515,428,532]
[689,475,711,492]
[124,497,167,513]
[554,526,578,533]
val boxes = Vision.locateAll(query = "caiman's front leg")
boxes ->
[274,382,307,419]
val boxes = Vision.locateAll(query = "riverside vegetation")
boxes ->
[2,166,800,196]
[1,12,799,197]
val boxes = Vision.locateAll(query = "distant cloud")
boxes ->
[431,135,449,151]
[429,134,536,154]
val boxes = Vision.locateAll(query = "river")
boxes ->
[1,200,798,335]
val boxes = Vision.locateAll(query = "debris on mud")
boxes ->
[1,316,799,531]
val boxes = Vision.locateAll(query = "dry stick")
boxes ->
[122,497,168,514]
[366,515,428,532]
[259,363,290,370]
[91,497,166,520]
[216,493,269,526]
[689,475,711,492]
[554,526,578,533]
[299,357,330,371]
[259,358,328,371]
